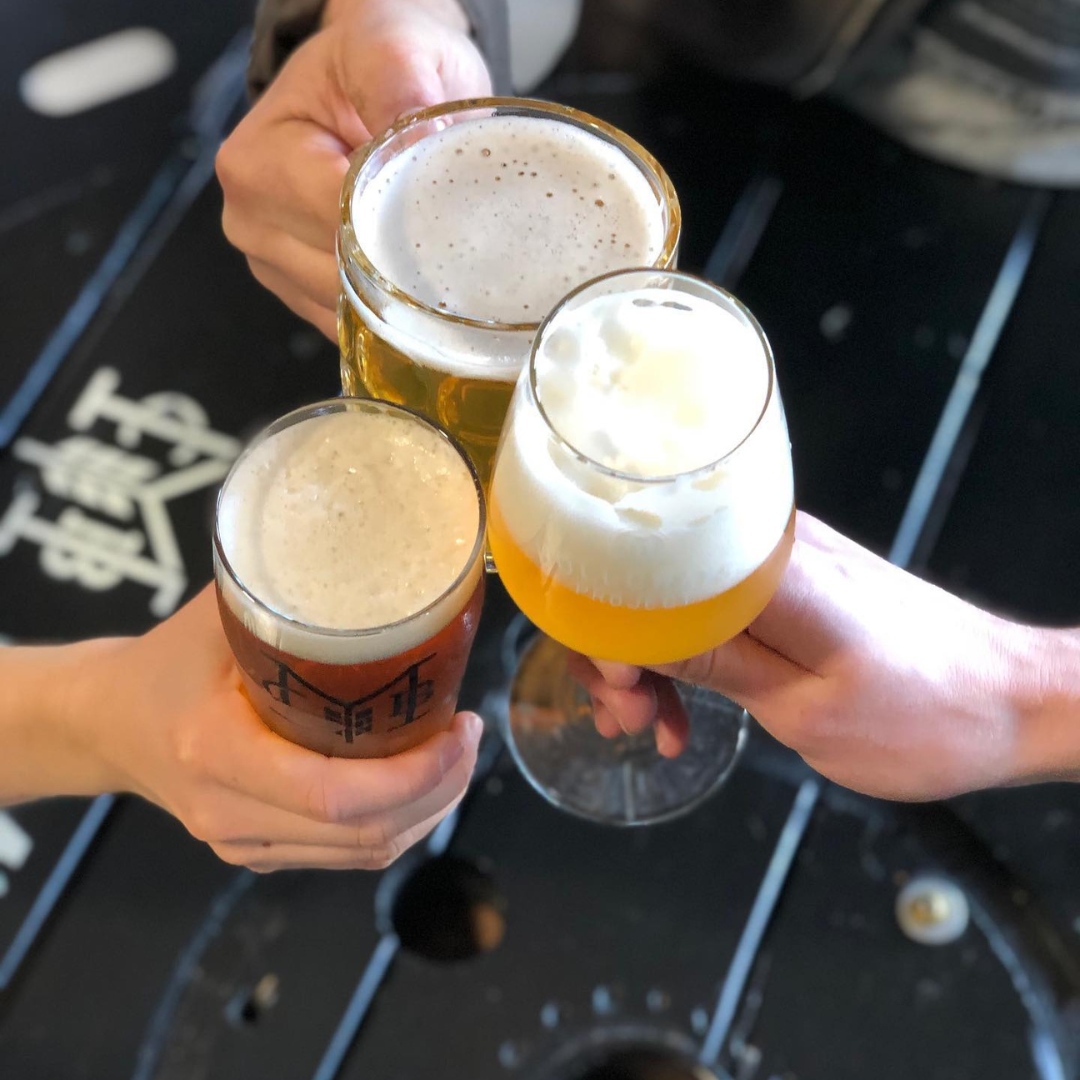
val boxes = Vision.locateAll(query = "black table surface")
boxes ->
[2,3,1079,1079]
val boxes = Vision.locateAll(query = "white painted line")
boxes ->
[19,28,177,118]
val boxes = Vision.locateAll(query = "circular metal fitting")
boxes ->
[896,875,970,946]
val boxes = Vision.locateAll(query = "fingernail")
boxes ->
[460,710,484,742]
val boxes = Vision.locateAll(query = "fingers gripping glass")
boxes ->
[503,617,750,826]
[487,269,795,825]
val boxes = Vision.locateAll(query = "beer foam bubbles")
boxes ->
[216,408,482,664]
[491,286,795,607]
[349,114,667,379]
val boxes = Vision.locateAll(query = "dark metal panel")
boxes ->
[739,800,1042,1080]
[0,168,339,1053]
[0,0,252,205]
[0,179,338,645]
[0,799,237,1080]
[734,100,1035,552]
[925,192,1080,624]
[337,758,801,1080]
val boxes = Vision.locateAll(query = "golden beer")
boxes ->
[337,98,681,487]
[214,399,486,758]
[488,269,794,666]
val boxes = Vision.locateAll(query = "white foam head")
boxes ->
[344,108,674,381]
[491,272,794,608]
[215,403,484,664]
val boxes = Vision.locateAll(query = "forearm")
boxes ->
[1007,624,1080,785]
[0,639,126,806]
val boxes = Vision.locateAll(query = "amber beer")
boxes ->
[213,399,486,758]
[488,269,795,666]
[337,98,681,487]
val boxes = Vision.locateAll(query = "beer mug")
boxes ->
[337,97,681,488]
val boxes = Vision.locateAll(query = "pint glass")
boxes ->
[214,399,486,758]
[337,97,681,487]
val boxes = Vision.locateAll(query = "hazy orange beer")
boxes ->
[213,399,486,758]
[488,269,795,666]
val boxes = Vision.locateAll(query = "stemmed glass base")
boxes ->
[501,616,749,826]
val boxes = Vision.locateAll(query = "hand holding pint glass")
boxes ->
[214,398,486,758]
[488,269,796,824]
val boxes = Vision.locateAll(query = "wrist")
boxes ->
[322,0,469,34]
[1006,624,1080,785]
[0,638,131,805]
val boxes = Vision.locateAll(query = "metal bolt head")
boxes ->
[251,973,280,1011]
[896,875,969,946]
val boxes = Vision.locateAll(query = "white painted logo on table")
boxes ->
[0,368,240,617]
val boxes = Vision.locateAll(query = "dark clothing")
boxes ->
[250,0,1080,184]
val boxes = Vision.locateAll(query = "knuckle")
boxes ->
[373,32,422,73]
[247,258,275,290]
[211,844,280,873]
[215,153,259,253]
[362,840,404,871]
[214,133,250,194]
[214,141,241,196]
[219,202,241,247]
[209,843,248,868]
[184,802,225,845]
[364,850,393,871]
[220,209,263,264]
[358,814,398,852]
[184,811,212,844]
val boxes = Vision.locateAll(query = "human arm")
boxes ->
[570,511,1080,801]
[0,586,482,870]
[216,0,505,338]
